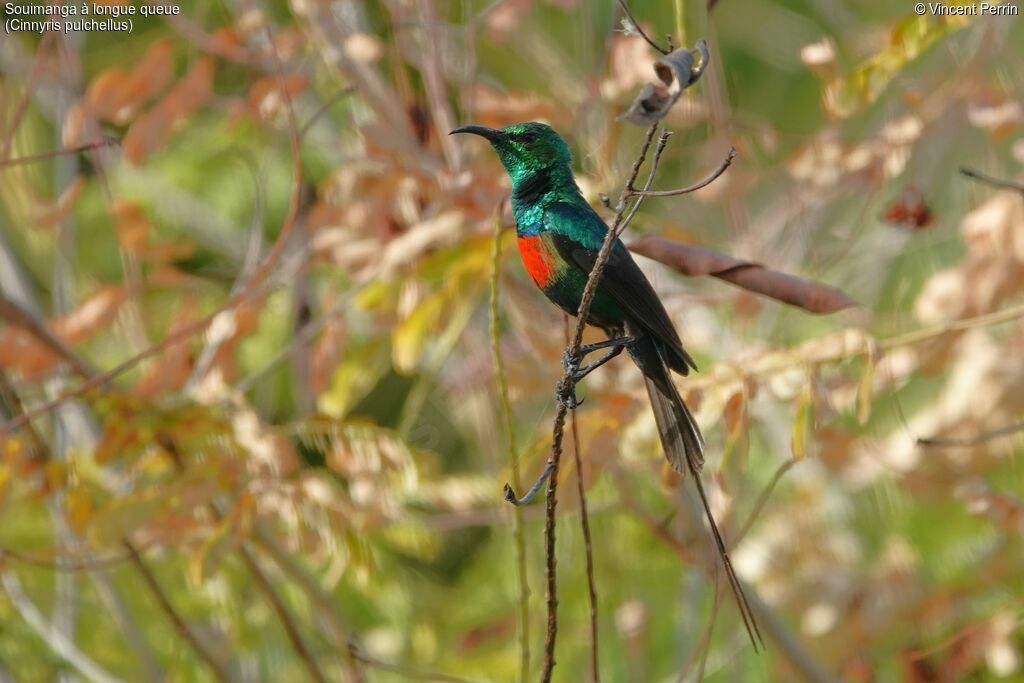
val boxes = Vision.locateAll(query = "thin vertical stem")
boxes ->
[540,123,661,683]
[124,543,234,683]
[490,217,531,682]
[566,317,600,682]
[237,547,328,683]
[673,0,687,49]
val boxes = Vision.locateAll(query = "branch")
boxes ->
[249,525,363,680]
[0,137,120,168]
[734,459,798,545]
[535,121,662,683]
[567,317,600,683]
[299,86,355,139]
[618,129,673,234]
[675,572,721,683]
[619,474,840,683]
[238,546,328,683]
[0,292,100,381]
[917,421,1024,448]
[629,146,735,197]
[124,542,236,683]
[616,0,671,55]
[0,26,304,440]
[349,645,483,683]
[0,546,135,572]
[160,438,332,683]
[959,167,1024,194]
[0,32,54,163]
[0,570,126,683]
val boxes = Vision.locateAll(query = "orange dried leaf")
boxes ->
[112,199,152,251]
[52,285,126,344]
[34,177,85,228]
[123,57,215,165]
[85,67,133,121]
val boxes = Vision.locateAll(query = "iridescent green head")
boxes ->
[450,121,572,182]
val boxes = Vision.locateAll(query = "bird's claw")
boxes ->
[555,377,583,409]
[561,347,582,375]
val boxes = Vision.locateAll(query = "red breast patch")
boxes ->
[517,235,555,288]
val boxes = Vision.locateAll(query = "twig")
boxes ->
[567,317,600,683]
[349,646,483,683]
[743,590,841,683]
[917,421,1024,448]
[0,292,101,381]
[249,525,363,680]
[238,546,328,683]
[616,473,694,564]
[0,30,305,440]
[489,216,531,682]
[504,461,555,506]
[537,122,662,683]
[0,370,50,463]
[0,137,120,168]
[299,86,355,139]
[676,572,722,683]
[540,402,569,683]
[629,147,736,197]
[160,439,330,683]
[678,301,1024,396]
[959,167,1024,194]
[0,32,54,162]
[0,570,126,683]
[880,302,1024,351]
[734,459,797,545]
[616,0,671,55]
[623,479,840,683]
[618,130,673,235]
[0,546,136,572]
[124,542,235,683]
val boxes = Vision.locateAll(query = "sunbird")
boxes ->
[452,121,762,649]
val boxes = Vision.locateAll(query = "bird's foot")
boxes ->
[561,346,582,375]
[555,377,584,409]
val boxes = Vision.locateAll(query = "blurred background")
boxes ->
[0,0,1022,681]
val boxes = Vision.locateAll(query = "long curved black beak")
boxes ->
[450,125,507,143]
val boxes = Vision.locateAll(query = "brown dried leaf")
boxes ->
[622,42,707,126]
[53,285,126,344]
[112,199,152,251]
[84,39,176,123]
[34,177,85,229]
[629,235,858,314]
[123,57,215,165]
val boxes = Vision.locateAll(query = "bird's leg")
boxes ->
[557,335,634,409]
[562,336,634,380]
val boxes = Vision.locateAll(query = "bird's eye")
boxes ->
[518,131,537,143]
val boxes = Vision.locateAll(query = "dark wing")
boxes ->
[544,201,696,375]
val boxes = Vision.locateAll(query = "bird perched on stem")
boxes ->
[452,121,762,651]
